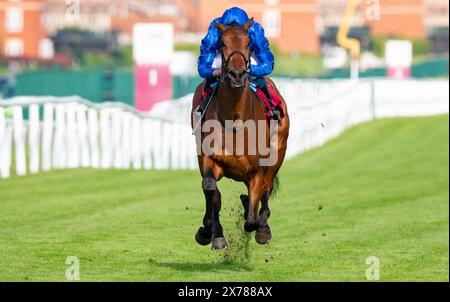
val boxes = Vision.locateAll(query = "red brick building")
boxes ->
[42,0,196,44]
[366,0,426,38]
[197,0,448,54]
[197,0,319,53]
[0,0,50,59]
[0,0,448,59]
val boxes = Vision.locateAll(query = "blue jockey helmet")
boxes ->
[220,7,250,27]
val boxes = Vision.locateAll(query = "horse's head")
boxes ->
[214,18,254,88]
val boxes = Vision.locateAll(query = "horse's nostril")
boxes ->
[228,69,247,82]
[237,72,246,80]
[233,71,244,79]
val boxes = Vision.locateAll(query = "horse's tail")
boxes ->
[272,173,280,197]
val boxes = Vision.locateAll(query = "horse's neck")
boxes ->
[217,82,252,122]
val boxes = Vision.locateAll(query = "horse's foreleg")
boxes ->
[196,176,227,249]
[196,155,227,249]
[240,194,249,220]
[195,189,213,246]
[255,192,272,244]
[244,172,264,232]
[202,176,227,250]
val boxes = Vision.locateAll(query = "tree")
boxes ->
[51,28,120,68]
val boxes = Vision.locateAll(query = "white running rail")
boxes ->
[0,78,448,179]
[0,96,198,179]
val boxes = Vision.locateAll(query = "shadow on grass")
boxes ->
[153,261,252,272]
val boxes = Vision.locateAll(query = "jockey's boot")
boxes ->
[195,78,217,114]
[259,84,280,122]
[195,91,212,116]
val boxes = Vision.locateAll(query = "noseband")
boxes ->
[219,27,251,82]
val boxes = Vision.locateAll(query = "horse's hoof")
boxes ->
[211,237,228,250]
[195,227,212,246]
[244,222,258,233]
[255,227,272,244]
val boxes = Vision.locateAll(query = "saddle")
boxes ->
[194,79,284,120]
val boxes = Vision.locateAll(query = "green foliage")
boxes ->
[117,45,133,67]
[411,38,432,55]
[273,52,324,78]
[52,27,121,68]
[268,42,281,57]
[371,35,432,57]
[81,52,115,69]
[174,43,200,54]
[0,65,7,76]
[371,35,395,57]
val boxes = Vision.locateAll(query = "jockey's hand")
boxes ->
[212,68,222,77]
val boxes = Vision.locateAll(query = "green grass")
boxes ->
[0,115,448,281]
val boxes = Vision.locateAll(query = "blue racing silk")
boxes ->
[198,7,274,78]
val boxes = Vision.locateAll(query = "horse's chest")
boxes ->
[210,130,260,176]
[213,154,257,178]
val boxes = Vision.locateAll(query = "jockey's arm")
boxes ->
[198,18,221,78]
[248,22,274,77]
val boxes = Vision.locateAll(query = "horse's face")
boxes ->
[215,19,254,88]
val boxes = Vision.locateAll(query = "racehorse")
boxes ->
[191,18,290,250]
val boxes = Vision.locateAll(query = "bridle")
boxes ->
[219,26,251,82]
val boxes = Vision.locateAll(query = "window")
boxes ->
[39,39,54,59]
[262,10,281,37]
[5,8,23,33]
[5,39,24,57]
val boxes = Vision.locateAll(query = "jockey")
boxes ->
[196,7,279,120]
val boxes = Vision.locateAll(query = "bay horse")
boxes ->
[191,18,290,250]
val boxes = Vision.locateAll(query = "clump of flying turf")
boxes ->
[222,197,252,270]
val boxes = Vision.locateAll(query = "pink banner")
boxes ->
[387,67,411,79]
[134,65,172,111]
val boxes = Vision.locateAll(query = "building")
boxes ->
[0,0,51,60]
[42,0,197,45]
[1,0,448,60]
[197,0,449,54]
[197,0,320,53]
[0,0,197,60]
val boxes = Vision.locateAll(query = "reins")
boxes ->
[219,27,251,82]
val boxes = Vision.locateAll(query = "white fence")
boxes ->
[274,78,449,158]
[0,96,197,179]
[0,78,448,179]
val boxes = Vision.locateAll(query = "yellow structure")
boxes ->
[337,0,361,78]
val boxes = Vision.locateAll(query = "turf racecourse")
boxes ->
[0,115,448,281]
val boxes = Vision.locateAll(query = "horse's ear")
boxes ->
[214,22,229,33]
[243,18,254,31]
